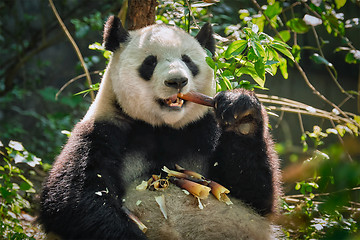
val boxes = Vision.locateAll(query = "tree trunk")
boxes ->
[126,0,158,30]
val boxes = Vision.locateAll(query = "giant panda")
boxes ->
[40,16,281,240]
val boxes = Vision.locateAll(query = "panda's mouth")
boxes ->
[158,94,185,110]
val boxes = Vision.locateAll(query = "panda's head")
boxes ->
[102,16,215,128]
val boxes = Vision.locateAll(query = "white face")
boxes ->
[108,25,215,128]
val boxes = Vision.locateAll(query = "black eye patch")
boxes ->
[181,54,199,76]
[139,55,157,81]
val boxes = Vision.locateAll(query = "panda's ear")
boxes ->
[195,23,215,55]
[103,16,129,52]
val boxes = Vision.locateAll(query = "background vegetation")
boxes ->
[0,0,359,239]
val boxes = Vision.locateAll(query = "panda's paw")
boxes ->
[213,89,263,135]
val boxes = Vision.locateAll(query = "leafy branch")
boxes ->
[250,0,357,128]
[48,0,95,101]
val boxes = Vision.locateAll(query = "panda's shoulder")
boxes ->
[59,120,128,159]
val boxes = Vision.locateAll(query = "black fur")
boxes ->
[209,89,278,215]
[103,16,129,51]
[195,22,215,56]
[182,54,199,76]
[138,55,158,81]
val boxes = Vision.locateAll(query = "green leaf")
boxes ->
[236,66,265,87]
[75,83,100,96]
[224,40,247,58]
[286,18,310,34]
[266,63,277,76]
[264,1,282,19]
[354,115,360,124]
[292,44,301,62]
[252,15,266,32]
[250,40,265,59]
[323,14,345,36]
[103,50,112,60]
[336,125,346,137]
[346,123,358,136]
[345,52,358,64]
[18,175,33,191]
[88,42,104,51]
[254,60,265,80]
[271,43,295,62]
[278,58,288,79]
[310,53,330,65]
[310,53,337,78]
[217,74,232,91]
[335,0,346,9]
[265,60,279,65]
[273,40,292,49]
[206,56,216,69]
[20,181,32,191]
[274,30,291,42]
[266,47,279,62]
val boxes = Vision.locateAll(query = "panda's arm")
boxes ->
[208,89,280,216]
[40,120,147,240]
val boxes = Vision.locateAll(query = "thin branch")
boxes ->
[257,94,356,127]
[286,186,360,199]
[48,0,95,101]
[311,26,352,98]
[185,0,200,30]
[297,110,305,137]
[338,95,352,108]
[293,60,353,122]
[56,71,101,100]
[274,110,284,129]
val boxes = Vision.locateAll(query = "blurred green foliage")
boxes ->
[0,140,42,239]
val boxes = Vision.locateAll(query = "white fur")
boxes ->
[84,24,215,128]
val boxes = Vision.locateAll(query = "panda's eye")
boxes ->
[139,55,157,81]
[181,54,199,77]
[181,54,192,63]
[144,55,157,66]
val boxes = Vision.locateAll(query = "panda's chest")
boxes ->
[120,150,207,185]
[120,124,214,183]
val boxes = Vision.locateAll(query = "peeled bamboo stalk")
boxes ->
[171,165,232,204]
[174,164,205,180]
[162,166,188,179]
[122,206,148,233]
[170,177,211,199]
[177,91,215,108]
[208,181,233,205]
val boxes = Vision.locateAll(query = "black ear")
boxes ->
[195,23,215,55]
[103,16,129,52]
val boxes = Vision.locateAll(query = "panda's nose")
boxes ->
[164,77,188,89]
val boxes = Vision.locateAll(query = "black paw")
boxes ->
[213,89,263,135]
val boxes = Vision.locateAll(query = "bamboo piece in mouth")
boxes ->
[177,91,215,108]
